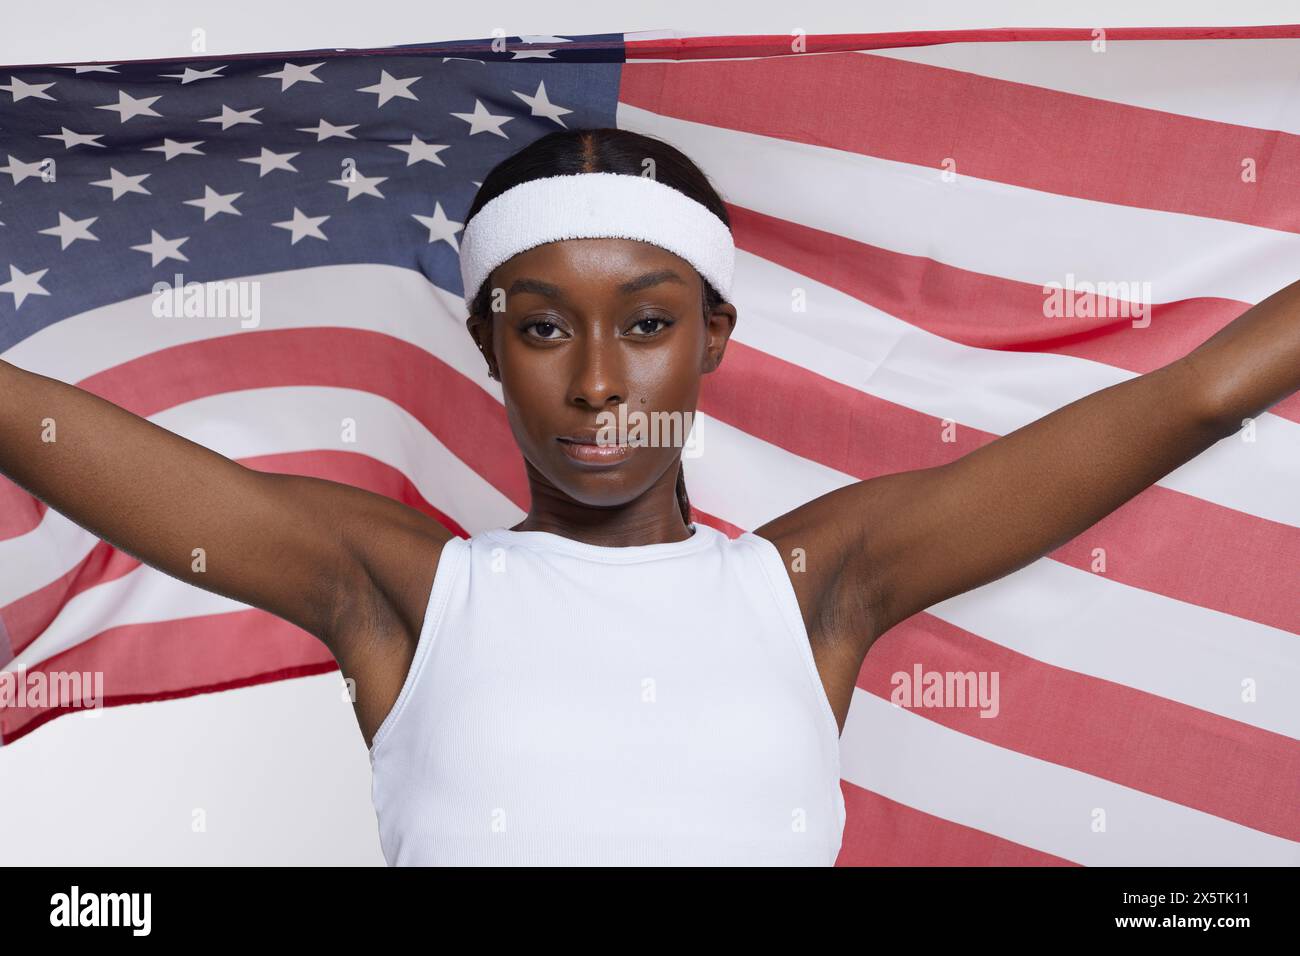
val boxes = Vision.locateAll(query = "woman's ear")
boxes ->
[702,302,737,374]
[465,312,499,381]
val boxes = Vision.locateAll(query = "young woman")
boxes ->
[1,127,1297,866]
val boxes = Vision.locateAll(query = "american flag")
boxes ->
[1,26,1298,865]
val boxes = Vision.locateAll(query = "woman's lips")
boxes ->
[556,437,632,467]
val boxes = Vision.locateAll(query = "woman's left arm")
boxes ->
[813,276,1300,649]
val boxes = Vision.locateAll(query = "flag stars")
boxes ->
[389,135,450,166]
[451,99,512,137]
[0,264,51,309]
[513,81,572,127]
[1,76,56,102]
[412,202,464,250]
[1,155,51,185]
[160,65,227,84]
[262,62,325,91]
[238,147,299,177]
[56,64,119,74]
[329,168,387,201]
[96,90,162,122]
[39,212,99,250]
[131,230,190,267]
[40,127,106,149]
[272,208,329,244]
[183,186,243,221]
[357,70,422,106]
[90,167,151,200]
[143,139,205,160]
[201,105,263,130]
[299,119,357,141]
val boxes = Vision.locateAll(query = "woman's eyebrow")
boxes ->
[617,269,687,295]
[506,277,564,299]
[505,270,687,301]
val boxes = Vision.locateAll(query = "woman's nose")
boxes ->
[567,336,626,410]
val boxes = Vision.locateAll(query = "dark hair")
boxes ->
[463,128,730,530]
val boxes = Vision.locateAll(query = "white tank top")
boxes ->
[368,521,846,866]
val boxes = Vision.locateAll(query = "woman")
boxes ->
[0,127,1296,866]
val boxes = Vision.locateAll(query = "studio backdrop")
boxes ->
[0,26,1297,865]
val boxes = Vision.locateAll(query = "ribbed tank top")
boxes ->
[368,521,846,866]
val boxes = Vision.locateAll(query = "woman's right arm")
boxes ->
[0,358,452,669]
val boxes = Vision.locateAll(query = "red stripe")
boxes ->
[836,782,1080,866]
[860,613,1300,842]
[0,609,336,743]
[624,26,1300,60]
[727,204,1300,427]
[0,477,46,542]
[621,55,1300,236]
[5,326,1294,642]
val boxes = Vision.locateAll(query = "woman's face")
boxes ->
[467,237,737,512]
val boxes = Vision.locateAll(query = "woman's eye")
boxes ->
[630,314,673,336]
[524,320,564,340]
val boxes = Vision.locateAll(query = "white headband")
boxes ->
[458,171,735,311]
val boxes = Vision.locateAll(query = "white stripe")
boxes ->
[841,690,1300,865]
[865,40,1300,136]
[0,384,522,609]
[615,102,1300,304]
[2,262,498,393]
[731,251,1300,527]
[684,411,847,529]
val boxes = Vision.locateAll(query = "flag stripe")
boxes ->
[838,785,1080,866]
[841,691,1300,865]
[867,40,1300,134]
[615,103,1300,306]
[729,207,1294,422]
[863,614,1300,842]
[1,610,337,744]
[725,251,1300,524]
[620,54,1300,235]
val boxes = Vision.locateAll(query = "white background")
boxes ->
[1,0,1296,865]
